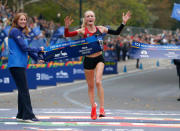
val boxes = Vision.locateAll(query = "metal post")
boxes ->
[20,0,24,10]
[79,0,82,26]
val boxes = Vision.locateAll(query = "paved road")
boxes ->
[1,108,180,131]
[1,65,179,110]
[0,63,180,130]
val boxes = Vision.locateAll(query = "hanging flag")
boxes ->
[0,31,6,46]
[3,26,11,36]
[171,3,180,21]
[32,26,41,36]
[50,26,65,45]
[27,27,41,44]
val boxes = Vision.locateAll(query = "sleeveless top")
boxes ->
[83,26,104,57]
[83,26,102,38]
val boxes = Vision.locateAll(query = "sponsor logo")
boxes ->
[105,67,114,71]
[17,35,21,39]
[36,73,53,80]
[56,71,69,78]
[56,71,68,76]
[165,52,179,58]
[141,50,147,55]
[82,46,88,49]
[4,77,10,84]
[61,51,67,56]
[134,42,140,47]
[73,68,84,74]
[54,51,68,58]
[140,50,149,58]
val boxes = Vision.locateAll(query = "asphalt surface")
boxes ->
[0,59,180,130]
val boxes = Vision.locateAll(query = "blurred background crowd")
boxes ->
[1,0,180,63]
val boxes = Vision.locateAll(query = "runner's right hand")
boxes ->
[64,16,74,28]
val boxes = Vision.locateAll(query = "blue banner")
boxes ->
[0,69,15,92]
[171,3,180,21]
[34,68,57,86]
[129,42,180,59]
[103,60,118,74]
[73,64,85,80]
[0,69,40,91]
[49,26,65,45]
[45,35,98,51]
[42,35,103,61]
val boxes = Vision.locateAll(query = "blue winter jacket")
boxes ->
[8,27,41,68]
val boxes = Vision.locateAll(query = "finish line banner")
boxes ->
[40,35,104,61]
[129,42,180,59]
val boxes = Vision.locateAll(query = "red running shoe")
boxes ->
[91,103,97,120]
[99,107,105,117]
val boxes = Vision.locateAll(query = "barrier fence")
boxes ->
[0,50,118,92]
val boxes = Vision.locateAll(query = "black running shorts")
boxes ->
[83,55,105,70]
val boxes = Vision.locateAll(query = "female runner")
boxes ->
[64,10,131,120]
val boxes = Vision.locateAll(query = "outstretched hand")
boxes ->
[40,46,44,51]
[64,16,74,28]
[38,60,44,64]
[122,11,131,25]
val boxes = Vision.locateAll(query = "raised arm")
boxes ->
[122,11,131,25]
[64,16,79,37]
[101,11,131,35]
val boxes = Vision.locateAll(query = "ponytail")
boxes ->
[81,18,86,28]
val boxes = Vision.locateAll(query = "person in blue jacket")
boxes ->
[8,12,44,122]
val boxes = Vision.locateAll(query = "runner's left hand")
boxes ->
[122,11,131,24]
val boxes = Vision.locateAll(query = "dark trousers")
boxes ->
[176,66,180,90]
[116,49,121,61]
[9,67,35,119]
[136,59,140,68]
[122,49,127,61]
